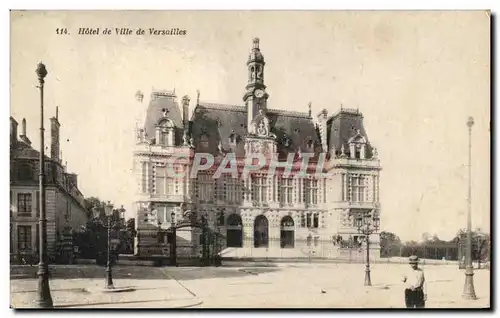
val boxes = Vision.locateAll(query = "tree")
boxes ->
[379,231,402,257]
[83,196,106,219]
[420,232,431,243]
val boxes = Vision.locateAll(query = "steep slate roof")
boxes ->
[143,91,184,144]
[190,103,247,156]
[10,140,52,161]
[190,102,322,158]
[327,108,373,158]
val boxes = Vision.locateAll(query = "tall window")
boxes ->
[155,166,166,195]
[349,175,366,203]
[216,175,227,201]
[35,191,40,217]
[17,225,31,251]
[141,162,148,193]
[278,177,293,205]
[197,173,214,202]
[10,224,13,253]
[17,193,32,216]
[65,200,72,221]
[251,175,267,203]
[173,165,183,195]
[303,178,318,205]
[226,175,242,204]
[35,224,40,254]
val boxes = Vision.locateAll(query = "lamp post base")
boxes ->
[35,267,53,308]
[364,265,372,286]
[105,267,114,289]
[462,268,477,300]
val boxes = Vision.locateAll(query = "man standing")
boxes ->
[402,255,427,308]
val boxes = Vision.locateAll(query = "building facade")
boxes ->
[133,38,382,260]
[10,108,88,263]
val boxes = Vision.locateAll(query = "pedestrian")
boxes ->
[402,255,426,308]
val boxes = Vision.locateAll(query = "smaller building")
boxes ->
[10,108,89,263]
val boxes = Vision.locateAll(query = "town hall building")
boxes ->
[132,38,382,261]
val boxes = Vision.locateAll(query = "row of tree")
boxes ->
[379,229,491,264]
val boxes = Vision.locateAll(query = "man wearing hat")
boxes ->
[402,255,427,308]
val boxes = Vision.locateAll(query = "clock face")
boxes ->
[254,89,264,98]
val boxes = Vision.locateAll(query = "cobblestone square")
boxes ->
[10,263,490,309]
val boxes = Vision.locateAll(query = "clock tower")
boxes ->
[243,38,269,133]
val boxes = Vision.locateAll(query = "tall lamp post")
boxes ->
[201,212,209,266]
[463,116,477,300]
[156,214,162,251]
[170,212,176,266]
[104,202,115,289]
[35,62,53,308]
[352,210,380,286]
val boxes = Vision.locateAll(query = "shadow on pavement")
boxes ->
[10,264,281,281]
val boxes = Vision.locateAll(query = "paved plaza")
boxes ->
[10,263,490,309]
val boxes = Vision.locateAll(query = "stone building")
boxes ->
[133,38,381,260]
[10,108,88,263]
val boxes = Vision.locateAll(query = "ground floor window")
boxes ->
[254,215,269,248]
[17,225,31,252]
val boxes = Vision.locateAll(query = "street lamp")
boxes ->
[463,116,477,300]
[170,212,176,266]
[351,210,380,286]
[156,212,162,246]
[201,211,209,266]
[104,201,115,289]
[35,61,53,308]
[215,210,224,266]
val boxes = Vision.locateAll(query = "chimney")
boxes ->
[19,118,31,146]
[182,95,190,130]
[10,117,18,147]
[50,106,61,161]
[135,90,144,103]
[316,109,328,152]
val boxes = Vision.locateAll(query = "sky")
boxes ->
[10,10,490,242]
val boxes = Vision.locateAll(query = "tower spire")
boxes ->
[253,37,260,50]
[243,37,268,133]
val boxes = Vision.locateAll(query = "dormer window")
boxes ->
[281,135,291,148]
[156,119,174,146]
[200,133,209,148]
[304,137,314,150]
[348,129,367,159]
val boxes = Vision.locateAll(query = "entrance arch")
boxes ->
[226,214,243,248]
[254,215,269,248]
[280,216,295,248]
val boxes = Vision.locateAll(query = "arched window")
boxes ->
[254,215,269,248]
[200,133,209,148]
[226,214,243,248]
[156,119,174,146]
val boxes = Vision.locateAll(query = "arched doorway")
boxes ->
[226,214,243,248]
[280,216,295,248]
[254,215,269,248]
